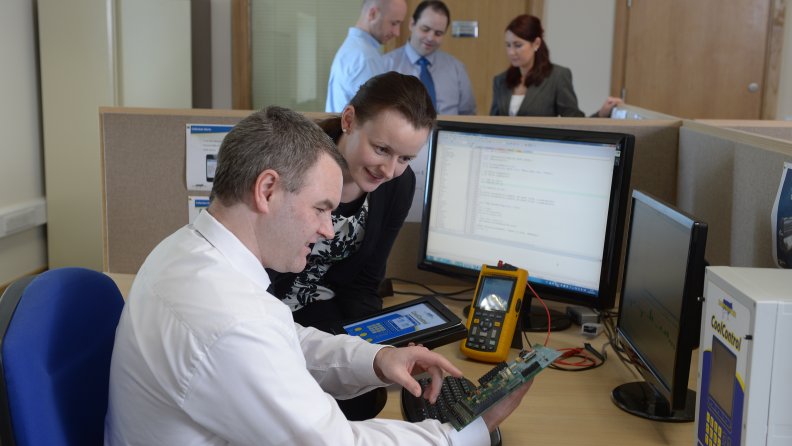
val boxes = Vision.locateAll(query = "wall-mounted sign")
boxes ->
[452,21,478,38]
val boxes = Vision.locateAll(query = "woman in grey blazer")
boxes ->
[490,14,619,118]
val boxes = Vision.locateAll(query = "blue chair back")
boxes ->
[0,268,124,446]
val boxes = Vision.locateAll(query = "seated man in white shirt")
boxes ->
[104,106,530,445]
[384,0,476,115]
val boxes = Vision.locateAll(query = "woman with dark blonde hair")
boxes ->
[269,71,436,420]
[490,14,620,117]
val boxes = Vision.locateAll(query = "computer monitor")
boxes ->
[417,120,634,331]
[612,189,708,422]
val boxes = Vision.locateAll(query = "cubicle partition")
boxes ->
[101,108,244,273]
[677,120,792,268]
[100,108,338,274]
[696,119,792,142]
[100,108,682,278]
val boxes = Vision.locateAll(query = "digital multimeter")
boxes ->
[460,264,528,363]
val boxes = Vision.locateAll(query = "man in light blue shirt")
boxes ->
[325,0,408,112]
[384,1,476,115]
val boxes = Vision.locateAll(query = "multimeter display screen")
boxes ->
[475,276,515,312]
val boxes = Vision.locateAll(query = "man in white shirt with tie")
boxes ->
[384,1,476,115]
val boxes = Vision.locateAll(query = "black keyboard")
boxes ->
[400,375,502,446]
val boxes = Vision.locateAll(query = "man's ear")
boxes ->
[367,4,378,22]
[252,169,279,214]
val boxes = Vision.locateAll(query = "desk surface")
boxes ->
[108,274,695,445]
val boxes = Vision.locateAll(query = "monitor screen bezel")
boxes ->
[615,189,708,410]
[416,120,635,311]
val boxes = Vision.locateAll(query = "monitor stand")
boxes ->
[511,304,571,350]
[517,288,572,333]
[611,382,696,422]
[519,305,572,332]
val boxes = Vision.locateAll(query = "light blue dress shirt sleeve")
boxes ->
[383,44,476,115]
[326,28,386,112]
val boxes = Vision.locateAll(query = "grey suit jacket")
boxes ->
[489,64,584,117]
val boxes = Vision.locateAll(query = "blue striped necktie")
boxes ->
[417,57,437,108]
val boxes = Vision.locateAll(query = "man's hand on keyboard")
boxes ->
[373,345,463,403]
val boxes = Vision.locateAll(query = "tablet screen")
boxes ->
[343,302,448,344]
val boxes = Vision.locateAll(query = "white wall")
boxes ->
[0,0,48,285]
[38,0,192,271]
[118,0,192,107]
[38,0,117,271]
[211,0,233,109]
[543,0,616,117]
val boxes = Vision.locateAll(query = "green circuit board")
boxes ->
[447,345,562,430]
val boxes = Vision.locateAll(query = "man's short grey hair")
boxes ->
[211,106,346,206]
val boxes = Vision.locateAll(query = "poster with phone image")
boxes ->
[186,124,233,191]
[206,155,217,182]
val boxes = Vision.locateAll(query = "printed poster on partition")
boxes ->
[186,124,232,191]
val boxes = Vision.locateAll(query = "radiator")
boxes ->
[0,198,47,239]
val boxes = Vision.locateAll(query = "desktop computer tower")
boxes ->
[696,267,792,446]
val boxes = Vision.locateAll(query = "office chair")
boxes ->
[0,267,124,446]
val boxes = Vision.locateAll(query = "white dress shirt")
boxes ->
[384,44,476,115]
[105,210,488,445]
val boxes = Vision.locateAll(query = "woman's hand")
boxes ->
[597,96,624,117]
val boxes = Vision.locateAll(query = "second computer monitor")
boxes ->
[612,189,708,421]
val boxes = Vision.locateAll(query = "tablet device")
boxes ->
[332,296,467,350]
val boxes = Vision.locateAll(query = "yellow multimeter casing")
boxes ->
[460,264,528,363]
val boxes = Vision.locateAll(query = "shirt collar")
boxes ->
[405,43,435,65]
[192,210,271,292]
[349,27,382,51]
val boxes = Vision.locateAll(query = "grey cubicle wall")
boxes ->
[677,120,792,268]
[101,107,338,274]
[102,109,791,283]
[102,107,346,274]
[101,108,682,278]
[696,120,792,142]
[101,108,247,273]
